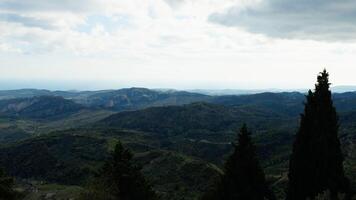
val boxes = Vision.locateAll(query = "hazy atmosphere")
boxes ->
[1,0,356,90]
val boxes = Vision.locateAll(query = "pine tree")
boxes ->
[82,142,157,200]
[0,168,16,200]
[287,70,351,200]
[202,124,275,200]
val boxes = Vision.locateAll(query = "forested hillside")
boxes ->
[0,86,354,199]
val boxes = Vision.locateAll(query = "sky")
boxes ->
[0,0,356,90]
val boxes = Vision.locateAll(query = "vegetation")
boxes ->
[0,74,354,199]
[202,124,275,200]
[0,129,223,200]
[81,142,158,200]
[0,134,108,185]
[0,96,84,120]
[97,102,295,138]
[287,70,351,199]
[0,168,16,200]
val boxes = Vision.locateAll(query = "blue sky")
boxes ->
[0,0,356,90]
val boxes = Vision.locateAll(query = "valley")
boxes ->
[0,88,355,199]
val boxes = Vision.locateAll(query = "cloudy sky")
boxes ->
[0,0,355,90]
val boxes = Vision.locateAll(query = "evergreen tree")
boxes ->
[82,142,157,200]
[0,168,16,200]
[287,70,351,200]
[202,124,275,200]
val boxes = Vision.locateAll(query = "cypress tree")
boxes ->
[83,142,157,200]
[203,124,275,200]
[287,70,351,200]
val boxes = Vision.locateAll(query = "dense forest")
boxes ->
[0,70,355,199]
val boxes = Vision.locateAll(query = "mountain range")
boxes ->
[0,87,354,199]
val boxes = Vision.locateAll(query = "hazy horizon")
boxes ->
[0,80,355,93]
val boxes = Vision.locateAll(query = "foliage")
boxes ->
[0,168,16,200]
[0,96,84,120]
[0,87,355,199]
[134,150,222,200]
[202,124,275,200]
[81,142,158,200]
[97,102,295,137]
[0,134,108,185]
[287,70,351,199]
[83,87,209,111]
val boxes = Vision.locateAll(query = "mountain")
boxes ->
[0,89,94,100]
[189,89,307,95]
[95,102,299,166]
[210,92,305,117]
[135,150,221,200]
[0,96,85,119]
[0,88,210,111]
[97,102,294,137]
[1,88,356,114]
[83,87,210,111]
[0,89,53,100]
[0,134,108,185]
[0,132,221,200]
[84,88,356,117]
[0,101,113,144]
[332,85,356,93]
[0,109,115,145]
[0,94,305,198]
[209,92,356,116]
[97,100,356,167]
[0,89,355,199]
[189,86,356,95]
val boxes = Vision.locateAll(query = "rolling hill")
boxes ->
[82,87,210,111]
[0,88,356,114]
[0,131,222,200]
[97,102,296,137]
[0,89,355,199]
[0,88,210,112]
[0,96,84,120]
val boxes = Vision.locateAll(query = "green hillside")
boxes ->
[0,96,84,120]
[0,90,354,199]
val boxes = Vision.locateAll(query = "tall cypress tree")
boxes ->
[287,70,350,200]
[203,124,275,200]
[83,142,157,200]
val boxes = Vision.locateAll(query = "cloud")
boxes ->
[209,0,356,41]
[0,0,100,13]
[0,13,55,29]
[1,0,356,90]
[163,0,185,8]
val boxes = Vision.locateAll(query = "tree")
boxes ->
[287,70,351,200]
[0,168,16,200]
[202,124,275,200]
[82,142,157,200]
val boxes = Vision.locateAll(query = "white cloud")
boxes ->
[0,0,101,13]
[0,0,355,89]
